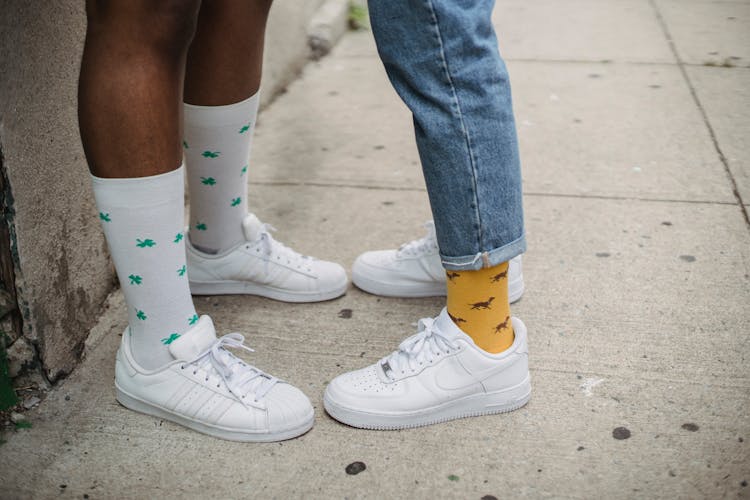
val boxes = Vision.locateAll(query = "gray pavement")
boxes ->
[3,1,749,498]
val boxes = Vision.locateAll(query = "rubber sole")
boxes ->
[189,279,348,303]
[115,383,314,442]
[351,273,447,298]
[352,273,525,304]
[323,374,531,430]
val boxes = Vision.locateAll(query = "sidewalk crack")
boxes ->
[649,0,749,228]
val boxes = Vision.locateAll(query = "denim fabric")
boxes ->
[369,0,526,271]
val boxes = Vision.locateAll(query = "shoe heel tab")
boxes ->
[116,328,139,376]
[116,348,137,377]
[510,317,529,354]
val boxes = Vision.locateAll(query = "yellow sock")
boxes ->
[446,261,514,354]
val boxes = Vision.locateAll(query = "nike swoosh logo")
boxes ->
[434,353,520,392]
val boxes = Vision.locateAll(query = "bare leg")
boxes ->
[78,0,201,178]
[78,1,317,441]
[79,0,203,370]
[182,0,265,251]
[179,0,348,299]
[185,0,273,106]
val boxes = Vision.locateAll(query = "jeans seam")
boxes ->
[424,0,483,250]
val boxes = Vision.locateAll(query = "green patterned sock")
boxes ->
[92,166,198,369]
[184,93,258,254]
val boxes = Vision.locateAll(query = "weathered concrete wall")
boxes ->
[262,0,328,106]
[0,1,110,383]
[0,0,339,383]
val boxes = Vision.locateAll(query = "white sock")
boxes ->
[183,93,259,254]
[92,166,198,370]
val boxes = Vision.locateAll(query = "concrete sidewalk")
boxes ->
[3,0,749,498]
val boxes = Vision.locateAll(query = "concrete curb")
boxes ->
[308,0,352,60]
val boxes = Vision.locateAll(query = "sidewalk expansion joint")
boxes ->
[336,54,734,69]
[524,191,738,206]
[249,180,736,206]
[649,0,750,228]
[249,180,427,192]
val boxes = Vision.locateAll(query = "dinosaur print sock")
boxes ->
[446,261,514,354]
[92,166,198,370]
[183,93,259,254]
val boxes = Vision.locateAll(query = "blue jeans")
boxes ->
[369,0,525,271]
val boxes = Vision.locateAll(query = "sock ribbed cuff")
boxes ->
[184,92,260,128]
[91,165,184,207]
[91,163,195,370]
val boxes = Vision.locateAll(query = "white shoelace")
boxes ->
[396,221,438,258]
[381,317,458,379]
[257,223,313,272]
[183,333,278,406]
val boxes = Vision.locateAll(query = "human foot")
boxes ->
[352,221,524,301]
[187,213,348,302]
[324,308,530,430]
[115,315,314,441]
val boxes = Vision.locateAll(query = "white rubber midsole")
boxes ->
[324,373,531,430]
[352,273,525,303]
[351,274,447,298]
[115,382,314,442]
[189,279,347,303]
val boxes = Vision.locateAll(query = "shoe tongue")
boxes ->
[168,315,217,360]
[242,213,264,242]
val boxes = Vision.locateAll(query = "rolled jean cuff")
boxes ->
[439,234,527,271]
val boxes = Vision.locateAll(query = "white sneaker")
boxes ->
[187,213,348,302]
[352,221,524,302]
[115,315,314,442]
[324,308,530,430]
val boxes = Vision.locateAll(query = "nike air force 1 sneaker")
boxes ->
[352,221,524,302]
[187,213,348,302]
[115,315,314,441]
[324,308,531,429]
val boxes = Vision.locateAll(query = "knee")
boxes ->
[86,0,201,56]
[367,2,416,65]
[150,0,201,53]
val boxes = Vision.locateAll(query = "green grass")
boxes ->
[348,2,369,30]
[0,334,18,411]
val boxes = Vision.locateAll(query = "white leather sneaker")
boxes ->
[115,315,314,442]
[187,213,348,302]
[352,221,524,302]
[324,308,530,430]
